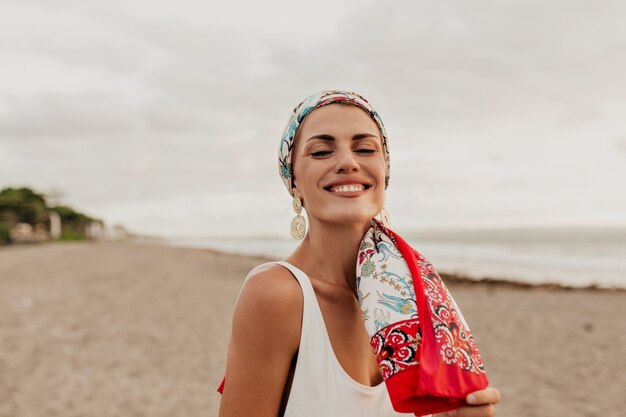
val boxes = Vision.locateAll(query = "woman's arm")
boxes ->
[218,265,303,417]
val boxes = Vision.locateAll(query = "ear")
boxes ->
[292,188,305,209]
[292,177,300,197]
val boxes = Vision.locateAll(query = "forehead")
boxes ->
[297,103,380,138]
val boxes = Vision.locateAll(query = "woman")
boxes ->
[218,90,501,416]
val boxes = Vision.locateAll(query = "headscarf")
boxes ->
[277,89,391,197]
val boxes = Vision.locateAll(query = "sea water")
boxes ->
[166,226,626,289]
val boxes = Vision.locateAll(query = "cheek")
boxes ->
[373,157,387,183]
[291,156,319,196]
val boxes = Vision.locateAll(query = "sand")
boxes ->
[0,241,624,417]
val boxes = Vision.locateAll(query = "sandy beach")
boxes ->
[0,240,624,417]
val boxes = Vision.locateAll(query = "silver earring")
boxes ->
[379,207,391,228]
[290,195,306,240]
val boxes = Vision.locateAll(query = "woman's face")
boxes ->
[291,103,387,226]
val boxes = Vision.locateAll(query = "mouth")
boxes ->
[323,183,372,195]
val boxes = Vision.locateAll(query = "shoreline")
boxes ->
[3,239,625,292]
[158,240,626,293]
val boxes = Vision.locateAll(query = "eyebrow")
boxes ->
[305,133,380,143]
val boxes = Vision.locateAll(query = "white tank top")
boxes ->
[255,260,424,417]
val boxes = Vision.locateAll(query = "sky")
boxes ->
[1,0,625,238]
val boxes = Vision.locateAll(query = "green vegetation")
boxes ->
[50,204,98,241]
[0,187,102,245]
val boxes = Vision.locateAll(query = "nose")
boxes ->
[334,147,359,174]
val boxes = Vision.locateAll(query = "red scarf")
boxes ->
[358,219,489,415]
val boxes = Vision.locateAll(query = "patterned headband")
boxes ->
[278,90,391,197]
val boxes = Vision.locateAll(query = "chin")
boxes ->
[320,208,378,225]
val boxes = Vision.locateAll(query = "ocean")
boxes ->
[166,226,626,289]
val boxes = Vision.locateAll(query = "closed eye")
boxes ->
[311,151,332,157]
[311,149,375,157]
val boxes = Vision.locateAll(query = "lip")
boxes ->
[325,188,369,198]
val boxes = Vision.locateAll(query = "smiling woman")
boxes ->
[217,90,500,417]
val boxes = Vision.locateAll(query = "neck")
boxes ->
[287,217,373,294]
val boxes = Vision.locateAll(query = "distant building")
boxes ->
[109,224,130,240]
[86,221,104,240]
[10,223,36,243]
[7,215,108,244]
[9,221,52,243]
[49,211,61,240]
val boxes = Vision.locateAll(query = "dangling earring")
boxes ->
[379,206,391,228]
[290,195,306,240]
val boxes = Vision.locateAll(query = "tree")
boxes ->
[0,187,103,244]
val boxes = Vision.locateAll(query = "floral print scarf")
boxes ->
[357,218,489,415]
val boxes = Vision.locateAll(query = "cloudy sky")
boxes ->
[1,0,625,238]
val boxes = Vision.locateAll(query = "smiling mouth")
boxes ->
[323,184,372,193]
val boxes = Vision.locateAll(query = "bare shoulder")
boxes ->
[238,263,303,312]
[231,263,303,346]
[245,262,302,292]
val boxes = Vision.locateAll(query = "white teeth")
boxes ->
[330,184,364,193]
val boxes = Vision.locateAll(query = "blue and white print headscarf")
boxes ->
[277,90,391,197]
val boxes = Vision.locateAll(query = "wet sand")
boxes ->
[0,241,624,417]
